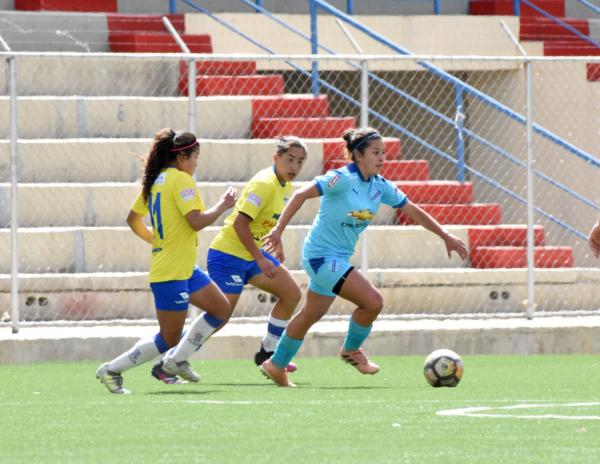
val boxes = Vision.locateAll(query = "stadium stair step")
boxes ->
[397,203,503,225]
[251,95,330,119]
[468,225,545,247]
[397,181,474,204]
[323,159,429,181]
[252,116,356,139]
[109,32,213,53]
[470,246,574,268]
[322,138,402,161]
[179,74,285,96]
[15,0,117,12]
[543,38,600,56]
[107,13,185,33]
[469,0,565,17]
[519,16,589,41]
[586,63,600,81]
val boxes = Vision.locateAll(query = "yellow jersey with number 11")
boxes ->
[131,167,205,283]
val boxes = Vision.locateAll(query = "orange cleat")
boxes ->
[340,348,380,375]
[260,359,296,387]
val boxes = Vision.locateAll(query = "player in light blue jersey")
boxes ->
[260,128,468,387]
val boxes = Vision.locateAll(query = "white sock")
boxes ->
[261,315,288,352]
[168,312,223,363]
[106,336,160,373]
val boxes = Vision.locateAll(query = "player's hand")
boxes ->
[443,233,468,260]
[264,227,283,255]
[220,186,238,210]
[272,242,285,263]
[589,235,600,258]
[257,256,277,279]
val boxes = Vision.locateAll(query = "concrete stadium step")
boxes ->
[0,139,331,183]
[398,181,474,204]
[0,10,110,52]
[519,16,589,41]
[0,225,471,274]
[109,32,213,53]
[323,159,430,181]
[468,225,545,247]
[0,182,324,228]
[0,96,255,138]
[470,246,574,268]
[251,95,330,119]
[544,38,600,55]
[252,117,356,139]
[2,268,599,327]
[323,138,402,161]
[179,60,258,77]
[15,0,117,12]
[107,13,184,33]
[397,203,502,225]
[179,75,285,97]
[469,0,564,16]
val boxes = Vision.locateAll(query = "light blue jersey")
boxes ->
[302,163,408,261]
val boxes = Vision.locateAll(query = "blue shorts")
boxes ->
[150,266,212,311]
[302,256,354,297]
[207,248,280,295]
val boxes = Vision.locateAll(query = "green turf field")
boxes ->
[2,355,600,463]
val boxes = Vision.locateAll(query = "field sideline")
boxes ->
[2,355,600,463]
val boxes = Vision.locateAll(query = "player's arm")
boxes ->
[265,183,320,252]
[185,186,237,231]
[589,217,600,258]
[233,212,277,278]
[398,200,468,260]
[126,210,153,244]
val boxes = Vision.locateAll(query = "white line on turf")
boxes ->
[437,402,600,420]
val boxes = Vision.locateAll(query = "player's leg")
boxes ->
[336,269,383,375]
[260,290,334,387]
[248,256,301,370]
[160,268,231,380]
[97,281,189,393]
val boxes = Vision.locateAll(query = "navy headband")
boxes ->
[349,132,381,151]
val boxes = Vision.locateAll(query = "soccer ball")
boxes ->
[423,349,464,388]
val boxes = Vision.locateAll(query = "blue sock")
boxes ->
[342,318,372,351]
[154,332,169,353]
[271,332,303,368]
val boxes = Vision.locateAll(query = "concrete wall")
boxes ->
[186,14,523,71]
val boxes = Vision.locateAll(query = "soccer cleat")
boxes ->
[254,345,298,373]
[260,359,296,387]
[161,358,200,383]
[340,348,380,375]
[96,363,130,394]
[151,361,187,385]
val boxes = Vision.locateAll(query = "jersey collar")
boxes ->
[348,162,371,182]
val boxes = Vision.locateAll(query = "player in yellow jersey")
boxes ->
[157,136,307,378]
[96,128,237,394]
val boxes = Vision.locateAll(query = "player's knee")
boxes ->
[367,291,384,315]
[284,285,302,307]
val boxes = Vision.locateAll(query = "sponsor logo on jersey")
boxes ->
[154,173,166,185]
[247,192,262,207]
[328,175,341,189]
[347,209,375,221]
[180,188,196,201]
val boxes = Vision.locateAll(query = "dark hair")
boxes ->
[343,127,382,161]
[276,135,308,157]
[142,128,198,201]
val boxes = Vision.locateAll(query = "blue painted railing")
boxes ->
[578,0,600,15]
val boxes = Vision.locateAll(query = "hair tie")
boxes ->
[349,132,381,151]
[169,140,199,153]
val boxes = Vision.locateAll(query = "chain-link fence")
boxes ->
[1,52,599,329]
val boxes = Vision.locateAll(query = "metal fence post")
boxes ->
[169,0,177,14]
[525,58,535,320]
[434,0,441,14]
[8,53,19,333]
[309,0,320,97]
